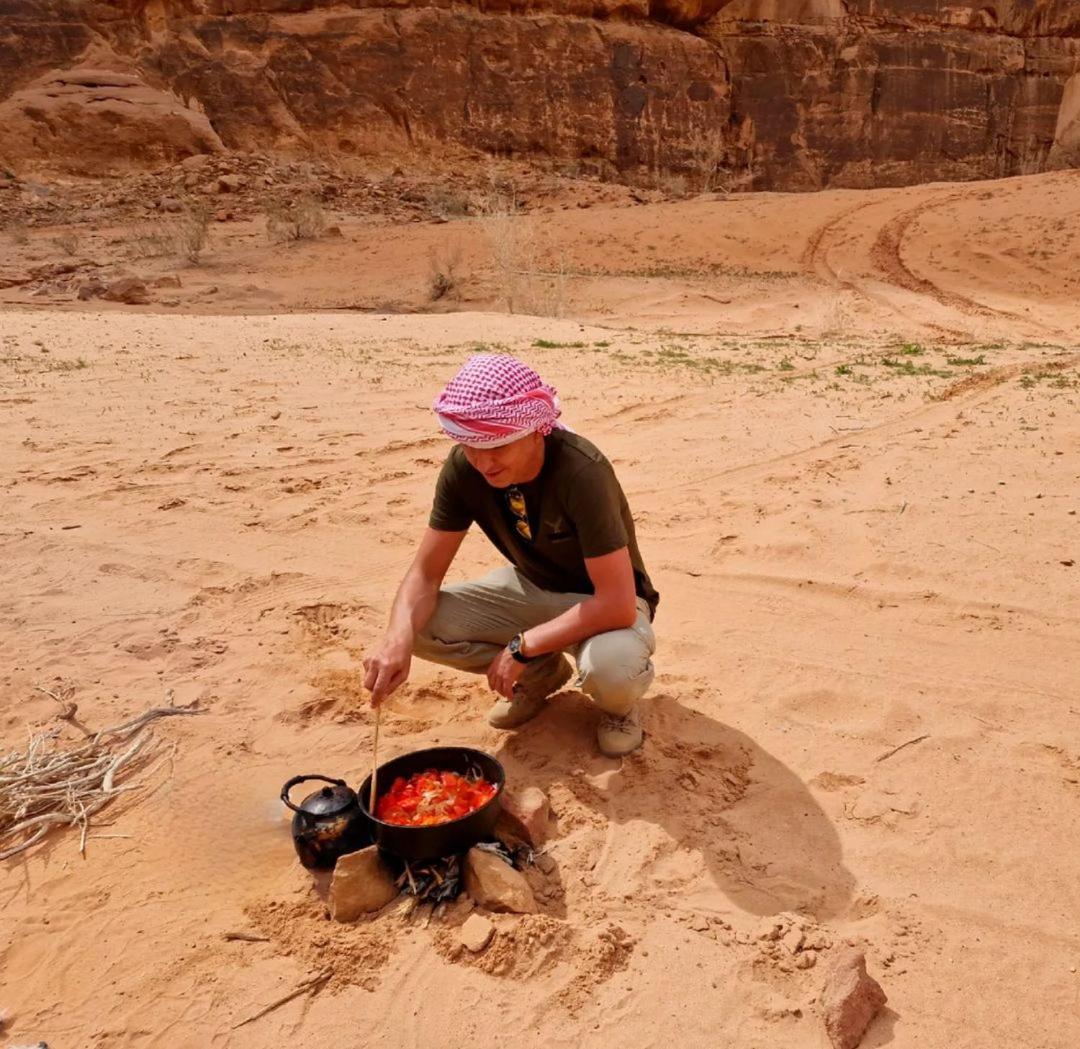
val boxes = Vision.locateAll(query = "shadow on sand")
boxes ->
[494,690,856,921]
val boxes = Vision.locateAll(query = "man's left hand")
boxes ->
[487,646,527,699]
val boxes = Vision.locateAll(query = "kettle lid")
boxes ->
[281,775,357,816]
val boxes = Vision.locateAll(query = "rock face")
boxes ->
[1049,72,1080,167]
[0,67,224,177]
[0,0,1077,188]
[820,949,888,1049]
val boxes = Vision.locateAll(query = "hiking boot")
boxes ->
[597,705,644,757]
[487,655,572,730]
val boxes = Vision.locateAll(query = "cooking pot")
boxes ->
[359,746,504,861]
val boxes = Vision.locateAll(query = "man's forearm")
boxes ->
[522,597,635,658]
[384,571,440,648]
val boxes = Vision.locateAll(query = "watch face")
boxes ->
[509,635,521,654]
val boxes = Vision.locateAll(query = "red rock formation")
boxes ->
[0,0,1077,187]
[0,67,224,176]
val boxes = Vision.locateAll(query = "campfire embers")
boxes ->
[389,839,533,906]
[395,854,462,904]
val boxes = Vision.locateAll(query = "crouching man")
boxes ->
[363,353,658,757]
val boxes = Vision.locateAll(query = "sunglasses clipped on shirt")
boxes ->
[505,486,533,541]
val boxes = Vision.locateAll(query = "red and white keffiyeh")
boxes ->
[433,354,563,448]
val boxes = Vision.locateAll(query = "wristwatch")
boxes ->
[507,633,535,664]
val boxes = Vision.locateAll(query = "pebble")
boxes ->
[782,927,805,955]
[460,913,495,953]
[536,851,557,875]
[689,915,710,933]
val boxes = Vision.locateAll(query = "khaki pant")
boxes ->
[413,566,656,716]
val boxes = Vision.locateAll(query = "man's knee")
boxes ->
[576,629,655,716]
[414,586,472,653]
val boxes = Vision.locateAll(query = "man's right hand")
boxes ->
[362,639,412,706]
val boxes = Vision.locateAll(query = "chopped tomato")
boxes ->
[375,768,497,827]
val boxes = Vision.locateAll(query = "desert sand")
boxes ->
[2,171,1079,1049]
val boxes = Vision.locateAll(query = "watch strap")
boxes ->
[509,633,533,664]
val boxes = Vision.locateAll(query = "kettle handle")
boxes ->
[280,775,346,813]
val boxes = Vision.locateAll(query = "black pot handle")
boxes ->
[280,775,346,813]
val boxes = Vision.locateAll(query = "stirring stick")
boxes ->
[369,702,381,815]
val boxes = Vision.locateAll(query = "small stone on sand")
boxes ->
[821,949,887,1049]
[464,847,536,914]
[496,786,551,847]
[460,913,495,953]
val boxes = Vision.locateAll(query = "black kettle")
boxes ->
[281,775,372,870]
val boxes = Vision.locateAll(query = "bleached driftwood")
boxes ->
[0,690,204,861]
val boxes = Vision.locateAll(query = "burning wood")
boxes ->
[389,839,532,905]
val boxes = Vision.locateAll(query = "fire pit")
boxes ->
[359,746,505,861]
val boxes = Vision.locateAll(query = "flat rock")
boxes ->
[460,913,495,953]
[328,846,398,922]
[495,786,551,847]
[102,277,150,304]
[463,847,536,914]
[820,949,887,1049]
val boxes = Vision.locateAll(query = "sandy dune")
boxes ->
[1,174,1079,1048]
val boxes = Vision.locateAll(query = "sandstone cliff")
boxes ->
[1,0,1078,188]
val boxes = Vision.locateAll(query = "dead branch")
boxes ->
[0,700,204,861]
[231,970,333,1029]
[875,734,930,763]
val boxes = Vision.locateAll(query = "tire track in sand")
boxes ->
[801,197,969,339]
[869,196,1064,337]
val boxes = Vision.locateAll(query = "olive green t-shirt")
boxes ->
[428,430,659,618]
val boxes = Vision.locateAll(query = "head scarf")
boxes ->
[433,353,562,448]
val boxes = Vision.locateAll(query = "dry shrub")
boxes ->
[687,126,728,194]
[170,201,212,263]
[534,254,568,319]
[658,173,689,200]
[472,183,536,314]
[426,186,472,220]
[468,175,572,317]
[667,125,761,196]
[123,200,212,264]
[266,194,326,243]
[428,243,464,301]
[126,226,172,260]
